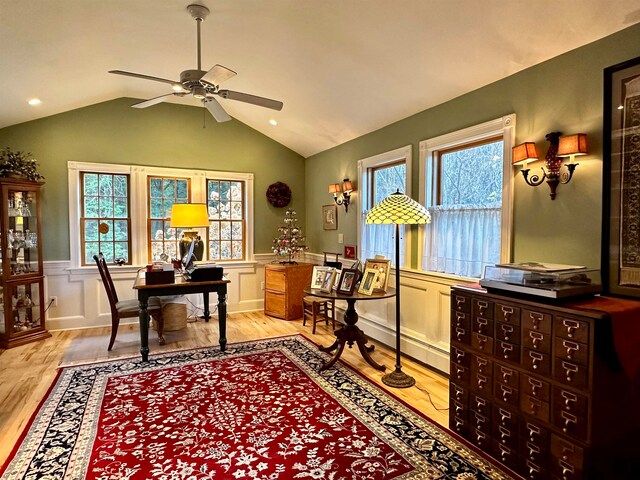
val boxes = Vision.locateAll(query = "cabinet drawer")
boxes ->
[265,269,287,292]
[451,362,470,383]
[450,415,468,436]
[264,291,286,317]
[521,374,551,402]
[521,457,548,480]
[471,332,494,354]
[493,403,519,431]
[473,298,494,319]
[493,440,519,470]
[554,359,589,389]
[470,371,492,394]
[496,340,520,363]
[521,418,550,451]
[471,410,491,435]
[520,393,550,423]
[452,400,468,420]
[495,383,519,407]
[451,345,470,367]
[550,435,584,480]
[451,310,470,330]
[523,329,552,354]
[495,363,519,389]
[470,428,490,450]
[452,293,471,313]
[522,309,552,334]
[555,316,589,343]
[523,349,551,375]
[495,321,520,344]
[452,326,470,345]
[495,302,521,324]
[470,392,491,417]
[554,337,588,365]
[472,316,493,336]
[450,381,469,404]
[471,353,493,376]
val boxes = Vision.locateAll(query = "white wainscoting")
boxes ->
[44,253,457,373]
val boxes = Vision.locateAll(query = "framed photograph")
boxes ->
[364,258,391,292]
[319,269,336,293]
[344,245,357,259]
[337,268,358,295]
[311,266,332,289]
[603,55,640,297]
[322,204,338,230]
[358,268,379,295]
[332,269,342,290]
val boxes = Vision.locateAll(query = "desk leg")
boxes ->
[218,287,227,352]
[139,297,150,362]
[203,292,211,322]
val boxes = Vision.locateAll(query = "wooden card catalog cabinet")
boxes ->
[264,263,313,320]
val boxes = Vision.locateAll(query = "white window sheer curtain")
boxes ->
[422,204,501,278]
[361,222,405,267]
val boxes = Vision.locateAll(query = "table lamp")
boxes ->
[170,203,209,263]
[366,190,431,388]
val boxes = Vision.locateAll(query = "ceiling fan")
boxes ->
[109,3,283,122]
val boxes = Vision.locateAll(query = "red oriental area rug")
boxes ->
[0,336,515,480]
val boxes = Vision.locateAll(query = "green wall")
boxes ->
[305,23,640,270]
[0,98,305,261]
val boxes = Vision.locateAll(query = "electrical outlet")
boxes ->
[50,296,58,307]
[260,281,265,290]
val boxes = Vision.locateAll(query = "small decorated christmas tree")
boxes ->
[272,209,308,263]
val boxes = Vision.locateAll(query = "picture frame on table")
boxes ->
[322,204,338,230]
[603,55,640,297]
[344,245,357,259]
[337,268,359,295]
[311,266,332,289]
[358,268,379,295]
[364,258,391,292]
[319,269,336,293]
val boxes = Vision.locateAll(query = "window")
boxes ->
[148,176,190,261]
[80,172,130,265]
[419,114,515,278]
[358,146,411,267]
[207,179,245,260]
[68,162,254,267]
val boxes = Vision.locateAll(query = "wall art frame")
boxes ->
[602,55,640,297]
[322,204,338,230]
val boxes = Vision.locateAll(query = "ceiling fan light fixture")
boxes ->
[192,86,206,99]
[172,83,187,92]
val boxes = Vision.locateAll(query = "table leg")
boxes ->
[218,287,227,352]
[319,298,385,371]
[138,297,150,362]
[203,291,210,322]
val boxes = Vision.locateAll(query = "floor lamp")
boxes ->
[366,190,431,388]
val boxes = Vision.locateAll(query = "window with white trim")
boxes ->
[358,146,412,267]
[69,162,254,267]
[418,115,515,278]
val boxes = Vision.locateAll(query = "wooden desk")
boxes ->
[133,272,230,362]
[303,287,396,371]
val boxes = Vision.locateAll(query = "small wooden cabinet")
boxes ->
[0,178,50,348]
[449,285,640,479]
[264,263,314,320]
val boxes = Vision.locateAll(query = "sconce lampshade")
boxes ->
[557,134,588,157]
[328,183,341,194]
[169,203,210,228]
[512,142,539,165]
[342,179,353,192]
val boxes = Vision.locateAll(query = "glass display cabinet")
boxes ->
[0,178,49,348]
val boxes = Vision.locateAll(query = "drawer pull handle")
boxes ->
[499,410,511,423]
[501,305,514,320]
[559,460,575,478]
[562,361,578,382]
[475,397,486,410]
[456,351,464,363]
[529,331,544,349]
[456,366,464,379]
[455,312,465,326]
[455,328,465,342]
[527,424,541,440]
[529,351,543,370]
[561,412,577,433]
[562,340,579,360]
[455,405,462,415]
[455,420,463,429]
[456,297,466,310]
[563,319,580,339]
[528,444,540,457]
[477,300,488,315]
[528,377,543,397]
[502,370,512,383]
[501,343,513,359]
[501,323,513,341]
[562,390,578,411]
[455,390,463,401]
[477,335,487,349]
[502,386,512,402]
[528,463,540,477]
[476,431,485,444]
[477,317,487,333]
[477,376,487,389]
[530,312,543,329]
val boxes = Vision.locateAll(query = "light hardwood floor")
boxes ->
[0,311,450,467]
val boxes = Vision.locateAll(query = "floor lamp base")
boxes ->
[382,369,416,388]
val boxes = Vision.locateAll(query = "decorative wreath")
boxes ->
[266,181,292,208]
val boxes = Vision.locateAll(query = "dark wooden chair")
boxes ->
[93,253,164,350]
[302,252,341,334]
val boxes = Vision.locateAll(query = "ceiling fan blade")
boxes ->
[217,90,283,111]
[109,70,180,86]
[205,97,232,122]
[131,93,176,109]
[201,64,237,86]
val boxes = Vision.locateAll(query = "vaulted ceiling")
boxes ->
[2,0,639,157]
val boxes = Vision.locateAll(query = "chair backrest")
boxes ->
[93,253,119,312]
[323,251,342,269]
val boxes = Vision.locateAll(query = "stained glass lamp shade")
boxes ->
[366,191,431,388]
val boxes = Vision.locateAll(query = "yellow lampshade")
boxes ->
[328,183,341,194]
[170,203,209,228]
[365,191,431,225]
[512,142,539,165]
[557,134,588,157]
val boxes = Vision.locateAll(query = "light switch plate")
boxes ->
[338,233,344,244]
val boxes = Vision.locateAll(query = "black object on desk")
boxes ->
[133,272,230,362]
[303,286,396,371]
[184,263,223,281]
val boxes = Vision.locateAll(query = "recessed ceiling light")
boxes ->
[28,98,41,105]
[618,105,624,110]
[269,119,278,126]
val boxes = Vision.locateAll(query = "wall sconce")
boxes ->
[512,132,587,200]
[328,178,355,212]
